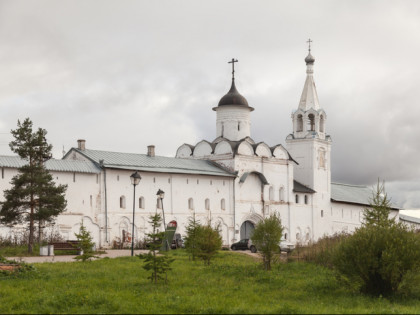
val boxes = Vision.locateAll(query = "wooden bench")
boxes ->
[49,241,81,255]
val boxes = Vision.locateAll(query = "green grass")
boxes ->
[0,250,419,314]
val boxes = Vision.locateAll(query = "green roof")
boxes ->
[331,182,372,206]
[0,155,101,174]
[66,148,236,177]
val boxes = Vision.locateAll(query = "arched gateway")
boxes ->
[240,221,255,239]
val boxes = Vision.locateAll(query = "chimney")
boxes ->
[77,139,86,151]
[147,145,155,157]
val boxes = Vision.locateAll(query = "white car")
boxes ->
[248,239,295,253]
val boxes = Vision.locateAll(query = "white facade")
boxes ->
[0,50,400,248]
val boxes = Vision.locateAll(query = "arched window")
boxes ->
[297,114,303,132]
[304,195,308,204]
[269,186,274,201]
[205,198,210,210]
[284,233,288,240]
[279,187,285,202]
[321,210,324,218]
[320,115,325,132]
[295,194,299,204]
[221,198,226,210]
[308,114,315,131]
[188,198,194,210]
[139,197,145,209]
[120,196,126,209]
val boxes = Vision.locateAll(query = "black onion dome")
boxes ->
[305,52,315,65]
[218,80,249,107]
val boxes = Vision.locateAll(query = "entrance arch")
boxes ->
[240,221,255,239]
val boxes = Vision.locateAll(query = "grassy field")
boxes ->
[0,250,419,314]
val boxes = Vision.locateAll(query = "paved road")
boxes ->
[6,249,150,263]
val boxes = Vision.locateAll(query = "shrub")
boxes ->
[73,221,98,262]
[196,223,222,266]
[332,180,420,296]
[333,223,420,296]
[251,214,283,271]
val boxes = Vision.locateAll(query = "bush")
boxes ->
[251,214,283,271]
[333,223,420,296]
[196,224,222,266]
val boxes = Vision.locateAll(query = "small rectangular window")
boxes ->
[2,167,4,179]
[90,195,92,206]
[153,177,156,183]
[168,178,171,184]
[73,173,76,182]
[210,180,212,185]
[96,174,99,184]
[197,179,199,184]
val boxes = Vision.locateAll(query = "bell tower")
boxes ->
[286,40,332,194]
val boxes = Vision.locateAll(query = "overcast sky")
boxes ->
[0,0,419,208]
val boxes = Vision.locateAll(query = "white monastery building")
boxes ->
[0,47,402,248]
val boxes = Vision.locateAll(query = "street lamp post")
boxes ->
[157,189,169,250]
[130,171,141,256]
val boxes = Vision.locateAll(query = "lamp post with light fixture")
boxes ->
[130,171,141,256]
[157,189,170,251]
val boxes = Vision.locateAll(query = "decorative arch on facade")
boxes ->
[272,145,288,159]
[255,143,272,157]
[175,144,194,158]
[139,196,145,209]
[240,212,263,226]
[214,140,233,155]
[282,227,289,240]
[205,198,210,210]
[318,147,326,169]
[237,141,254,156]
[269,186,274,201]
[193,140,213,157]
[239,171,269,185]
[188,198,194,210]
[279,186,285,202]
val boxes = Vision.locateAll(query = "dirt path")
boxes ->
[6,249,149,263]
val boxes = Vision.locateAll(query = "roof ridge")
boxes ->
[331,182,368,188]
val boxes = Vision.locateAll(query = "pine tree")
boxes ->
[183,212,201,261]
[196,223,222,266]
[0,118,67,254]
[141,213,174,283]
[363,180,394,227]
[73,220,98,262]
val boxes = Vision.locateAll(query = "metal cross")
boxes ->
[307,38,312,52]
[228,58,238,79]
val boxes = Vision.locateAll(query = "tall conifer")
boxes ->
[0,118,67,253]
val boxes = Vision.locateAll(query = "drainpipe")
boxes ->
[232,176,236,243]
[287,162,291,241]
[100,160,108,243]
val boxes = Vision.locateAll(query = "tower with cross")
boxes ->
[286,40,332,215]
[212,58,254,141]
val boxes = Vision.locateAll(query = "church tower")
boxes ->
[286,41,332,195]
[213,59,254,141]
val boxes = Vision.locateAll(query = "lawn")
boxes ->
[0,250,419,314]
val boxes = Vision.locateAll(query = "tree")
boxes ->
[251,214,284,271]
[183,212,201,261]
[141,213,174,283]
[0,118,67,254]
[362,180,396,227]
[333,181,420,296]
[73,220,98,262]
[196,222,222,266]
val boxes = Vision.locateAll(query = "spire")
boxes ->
[298,39,320,111]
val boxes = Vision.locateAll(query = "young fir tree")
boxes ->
[251,213,284,271]
[142,213,174,283]
[363,180,394,227]
[183,212,201,261]
[0,118,67,254]
[73,220,98,262]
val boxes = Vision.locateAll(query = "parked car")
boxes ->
[171,233,185,249]
[248,239,295,253]
[230,238,249,250]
